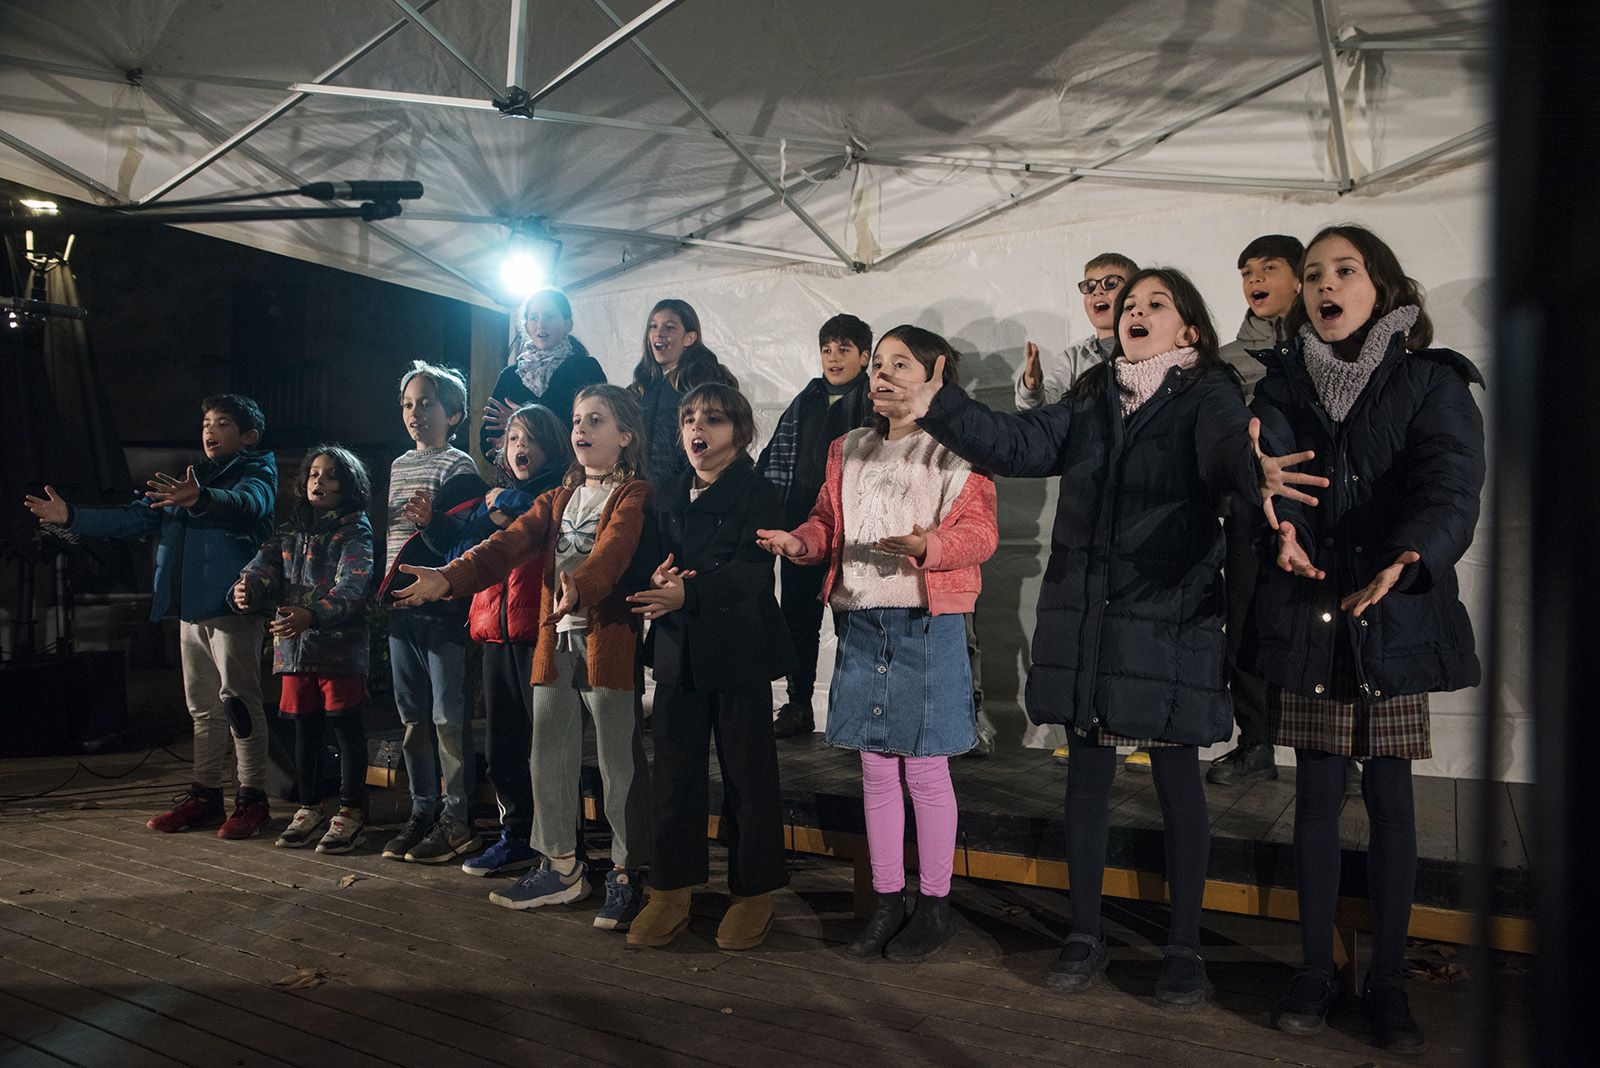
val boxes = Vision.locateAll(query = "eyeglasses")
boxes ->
[1077,275,1125,295]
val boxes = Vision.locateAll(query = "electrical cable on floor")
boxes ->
[0,745,192,804]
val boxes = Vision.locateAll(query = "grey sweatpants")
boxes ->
[528,644,650,869]
[180,614,268,791]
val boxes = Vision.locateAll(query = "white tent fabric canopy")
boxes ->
[1,1,1518,780]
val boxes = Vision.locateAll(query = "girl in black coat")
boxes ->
[874,269,1323,1009]
[1248,226,1485,1051]
[480,289,608,459]
[625,383,795,951]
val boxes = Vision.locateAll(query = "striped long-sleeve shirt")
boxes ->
[386,445,478,571]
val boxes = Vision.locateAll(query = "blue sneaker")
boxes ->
[488,857,589,911]
[593,869,643,930]
[461,829,540,877]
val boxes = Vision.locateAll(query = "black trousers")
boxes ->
[649,680,789,896]
[1224,506,1270,748]
[481,641,535,841]
[778,557,828,705]
[293,706,368,810]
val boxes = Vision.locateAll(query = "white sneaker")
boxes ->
[315,810,367,855]
[275,806,327,848]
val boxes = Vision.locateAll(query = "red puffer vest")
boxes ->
[467,548,545,643]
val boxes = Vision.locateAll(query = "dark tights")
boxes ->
[294,707,369,811]
[1293,749,1415,980]
[1066,745,1209,949]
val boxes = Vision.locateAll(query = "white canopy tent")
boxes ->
[1,1,1517,779]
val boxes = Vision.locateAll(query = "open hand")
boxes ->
[268,605,312,638]
[874,524,929,561]
[650,553,697,588]
[482,396,515,439]
[393,564,451,606]
[1275,522,1326,580]
[870,353,946,424]
[1021,341,1043,392]
[231,579,254,611]
[1340,550,1420,617]
[628,568,686,620]
[23,484,69,525]
[544,571,580,626]
[755,528,804,559]
[401,490,433,527]
[1251,418,1329,530]
[146,466,201,509]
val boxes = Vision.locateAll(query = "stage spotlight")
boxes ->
[497,220,562,300]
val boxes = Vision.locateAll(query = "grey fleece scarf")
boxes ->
[1299,304,1420,421]
[514,335,576,397]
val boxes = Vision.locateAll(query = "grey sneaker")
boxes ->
[404,814,479,864]
[381,813,434,860]
[275,806,327,849]
[489,857,590,910]
[315,809,366,855]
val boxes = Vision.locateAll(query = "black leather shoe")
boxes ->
[1272,967,1339,1034]
[1206,741,1278,784]
[1363,977,1425,1052]
[772,702,815,739]
[846,891,907,958]
[1044,932,1109,992]
[1154,945,1213,1011]
[883,893,957,962]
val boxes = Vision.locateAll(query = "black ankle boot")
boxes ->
[1363,976,1425,1052]
[846,891,907,958]
[884,893,956,963]
[772,701,815,739]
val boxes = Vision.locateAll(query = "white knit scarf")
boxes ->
[1114,346,1197,416]
[1299,305,1419,421]
[514,335,575,398]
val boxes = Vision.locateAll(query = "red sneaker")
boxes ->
[218,790,272,840]
[147,787,225,833]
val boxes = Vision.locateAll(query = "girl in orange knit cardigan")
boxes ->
[396,384,653,930]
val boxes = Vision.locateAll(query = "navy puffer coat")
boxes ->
[1243,333,1485,698]
[919,363,1260,746]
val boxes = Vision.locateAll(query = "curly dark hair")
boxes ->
[290,445,371,530]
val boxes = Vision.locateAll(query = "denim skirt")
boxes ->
[825,608,977,757]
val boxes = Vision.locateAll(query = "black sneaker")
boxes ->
[772,701,815,739]
[1363,977,1425,1052]
[381,813,433,860]
[1272,967,1339,1035]
[1205,741,1278,785]
[405,814,479,864]
[1045,933,1109,992]
[1154,945,1213,1011]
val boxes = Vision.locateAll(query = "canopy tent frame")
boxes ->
[0,1,1490,301]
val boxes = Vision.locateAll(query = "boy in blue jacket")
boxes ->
[25,394,278,838]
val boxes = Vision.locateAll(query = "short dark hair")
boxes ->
[1290,224,1434,349]
[679,382,756,454]
[1083,252,1139,278]
[1237,234,1306,272]
[818,313,872,354]
[200,394,265,440]
[870,325,961,437]
[290,444,371,530]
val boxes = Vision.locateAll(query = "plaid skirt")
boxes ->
[1072,726,1182,749]
[1268,674,1431,759]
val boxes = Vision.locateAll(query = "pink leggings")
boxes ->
[860,751,958,898]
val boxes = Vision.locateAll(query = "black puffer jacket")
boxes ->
[1243,333,1485,698]
[920,363,1259,745]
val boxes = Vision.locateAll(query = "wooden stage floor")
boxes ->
[1,745,1528,1068]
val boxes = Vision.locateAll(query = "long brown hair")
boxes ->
[1288,224,1434,349]
[1068,267,1226,401]
[562,384,650,488]
[290,445,371,530]
[629,299,738,395]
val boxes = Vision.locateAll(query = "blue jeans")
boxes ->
[388,608,473,821]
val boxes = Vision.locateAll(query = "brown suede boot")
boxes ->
[625,886,692,948]
[715,893,774,950]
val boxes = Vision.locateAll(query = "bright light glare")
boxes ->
[498,250,549,298]
[20,199,59,214]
